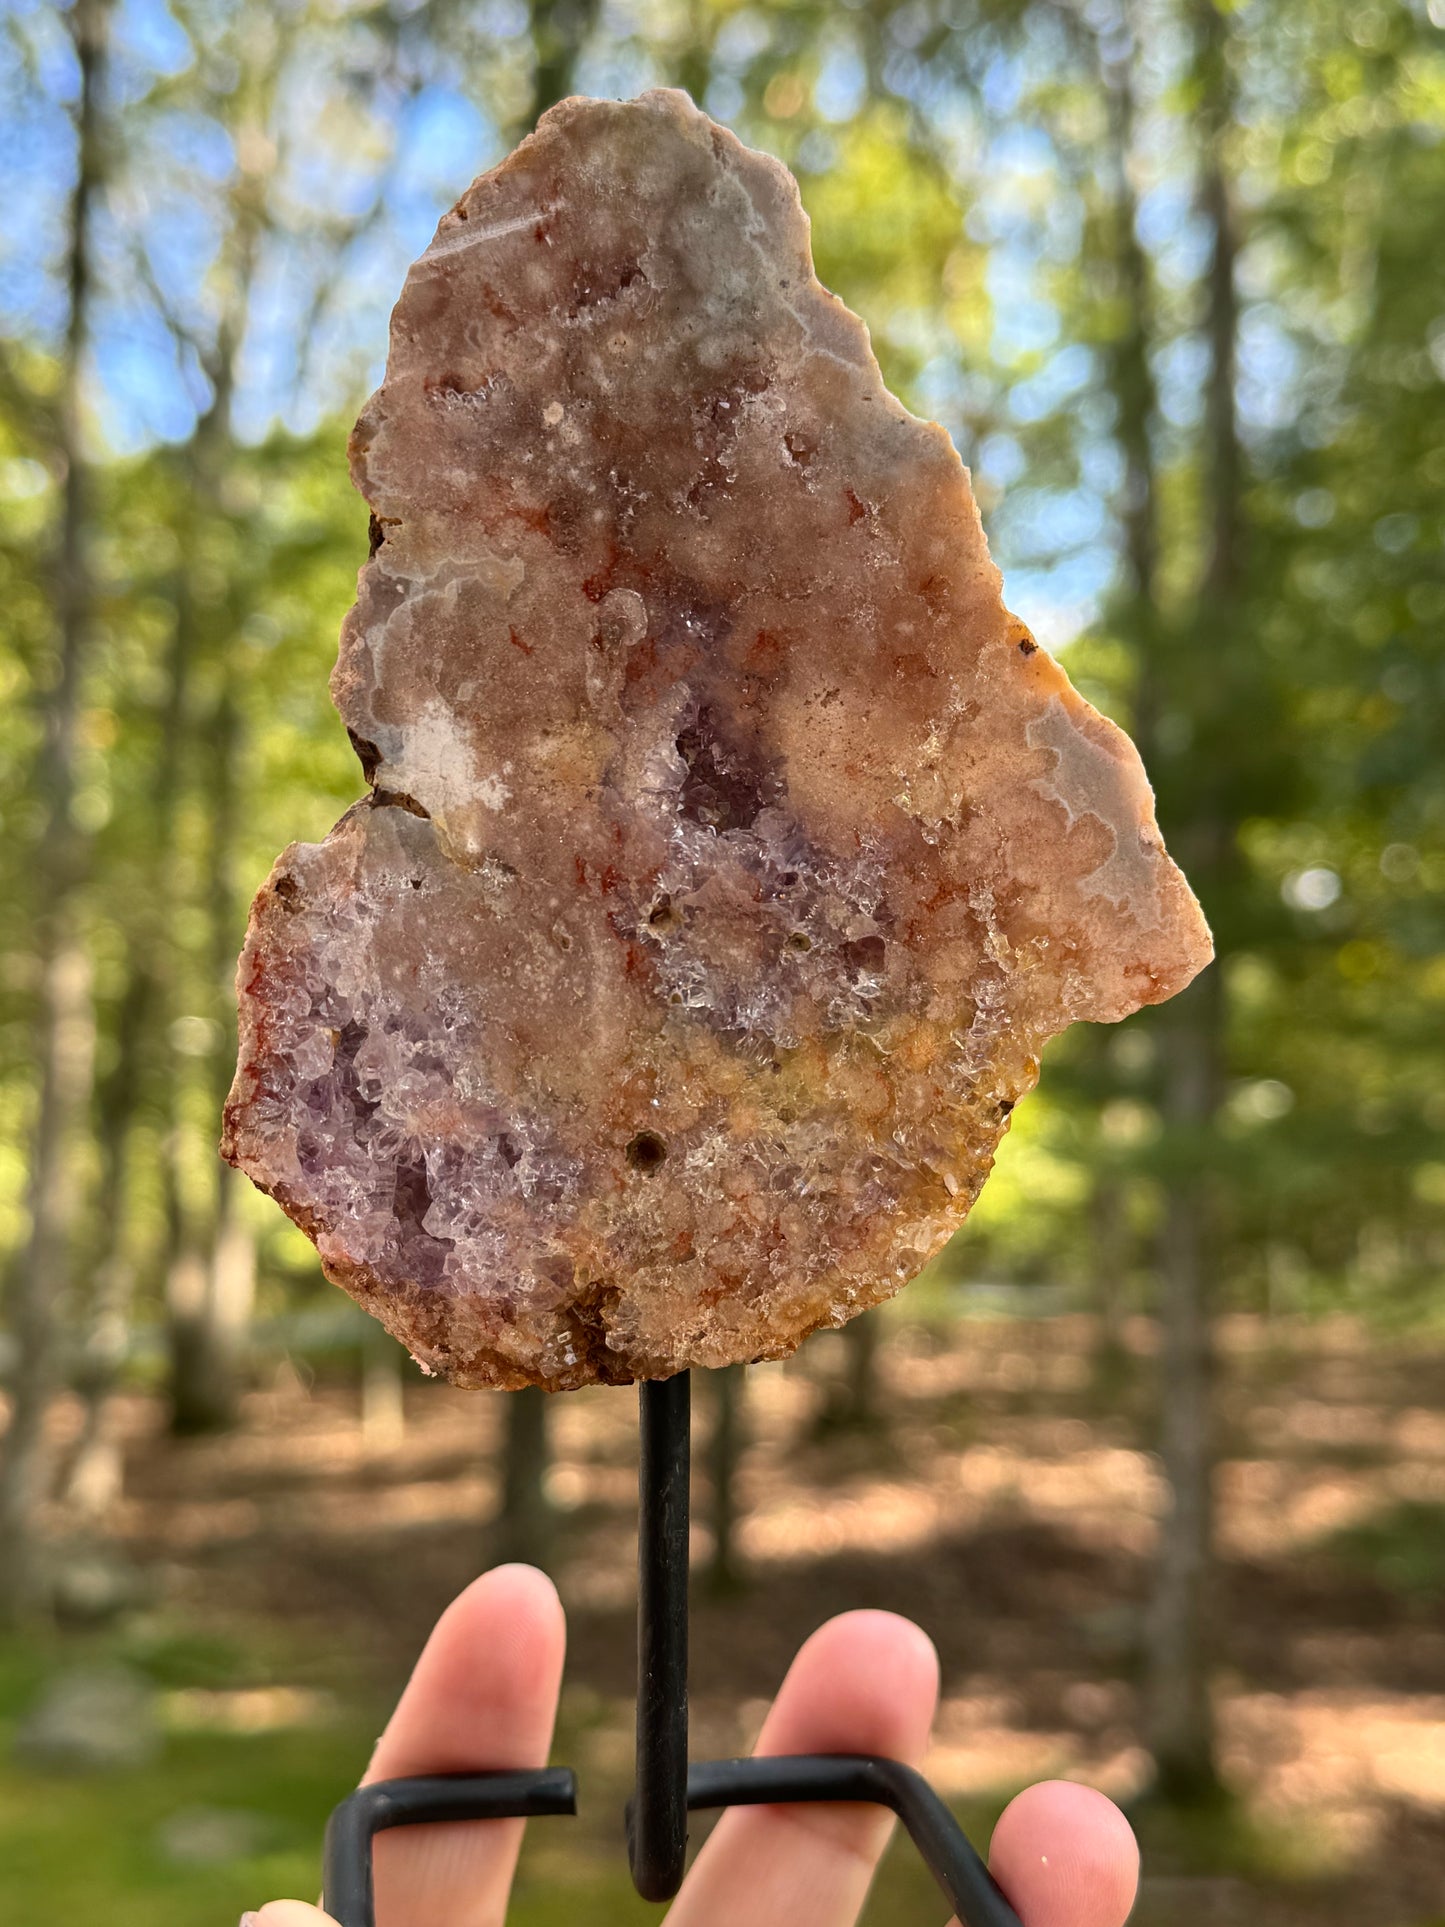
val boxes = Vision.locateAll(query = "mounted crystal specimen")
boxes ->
[222,90,1212,1390]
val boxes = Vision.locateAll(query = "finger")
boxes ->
[988,1781,1139,1927]
[361,1564,566,1927]
[669,1609,940,1927]
[245,1907,334,1926]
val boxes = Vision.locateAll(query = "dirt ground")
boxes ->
[64,1312,1445,1924]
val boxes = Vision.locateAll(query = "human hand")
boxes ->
[242,1563,1138,1927]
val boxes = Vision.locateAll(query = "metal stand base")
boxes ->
[322,1373,1021,1927]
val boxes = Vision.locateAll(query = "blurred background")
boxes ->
[1,0,1443,1920]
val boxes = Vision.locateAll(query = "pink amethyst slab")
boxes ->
[222,90,1212,1390]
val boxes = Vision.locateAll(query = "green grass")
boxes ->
[1318,1500,1445,1600]
[0,1720,366,1925]
[0,1614,372,1924]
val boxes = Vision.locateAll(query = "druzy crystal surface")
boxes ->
[222,90,1212,1390]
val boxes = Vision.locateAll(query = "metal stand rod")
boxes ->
[628,1371,692,1900]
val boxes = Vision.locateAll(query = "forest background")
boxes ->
[2,0,1444,1920]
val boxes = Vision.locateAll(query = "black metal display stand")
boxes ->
[322,1374,1022,1927]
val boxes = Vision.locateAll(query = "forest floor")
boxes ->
[5,1310,1445,1926]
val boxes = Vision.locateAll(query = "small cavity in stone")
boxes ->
[625,1131,669,1174]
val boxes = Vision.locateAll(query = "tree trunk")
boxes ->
[816,1309,882,1435]
[161,621,242,1433]
[63,965,147,1515]
[164,619,255,1438]
[842,1309,880,1426]
[72,514,200,1458]
[705,1364,746,1595]
[1142,0,1240,1802]
[1101,52,1160,651]
[68,325,212,1463]
[0,0,108,1628]
[1145,964,1225,1799]
[526,0,603,130]
[1083,46,1157,1403]
[164,1162,233,1437]
[168,1165,255,1436]
[168,668,253,1433]
[495,1385,554,1569]
[159,96,272,1434]
[1089,1169,1132,1394]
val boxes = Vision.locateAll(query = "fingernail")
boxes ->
[240,1914,260,1926]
